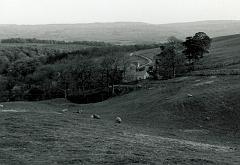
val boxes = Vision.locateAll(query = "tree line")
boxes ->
[1,38,112,46]
[0,42,160,103]
[149,32,212,79]
[1,38,162,48]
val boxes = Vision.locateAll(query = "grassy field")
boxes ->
[1,75,240,164]
[1,34,240,164]
[127,48,160,68]
[128,35,240,75]
[132,48,161,60]
[196,34,240,70]
[0,93,239,164]
[128,34,240,71]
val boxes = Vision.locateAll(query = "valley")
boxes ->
[0,33,240,164]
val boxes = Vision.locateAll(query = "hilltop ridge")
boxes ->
[1,20,240,44]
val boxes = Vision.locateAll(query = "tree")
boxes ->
[29,64,56,99]
[0,76,9,101]
[101,54,122,95]
[183,32,211,70]
[154,37,186,79]
[156,45,183,78]
[70,59,100,97]
[56,64,72,100]
[121,54,130,80]
[8,58,41,82]
[0,56,9,74]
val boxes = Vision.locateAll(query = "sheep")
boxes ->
[187,94,193,97]
[62,109,68,112]
[0,104,4,108]
[91,114,101,119]
[115,117,122,124]
[76,110,83,114]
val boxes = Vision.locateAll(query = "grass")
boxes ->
[1,75,240,164]
[196,34,240,70]
[128,55,149,66]
[189,69,240,76]
[0,96,239,164]
[1,34,240,164]
[133,48,161,60]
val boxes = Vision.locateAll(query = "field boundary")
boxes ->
[188,69,240,76]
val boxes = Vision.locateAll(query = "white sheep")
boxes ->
[0,104,4,108]
[115,117,122,124]
[91,114,101,119]
[62,109,68,112]
[76,110,83,114]
[187,94,193,97]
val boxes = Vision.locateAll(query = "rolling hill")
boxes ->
[0,34,240,164]
[128,33,240,72]
[1,95,239,164]
[192,34,240,74]
[1,20,240,44]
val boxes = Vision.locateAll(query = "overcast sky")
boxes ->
[0,0,240,25]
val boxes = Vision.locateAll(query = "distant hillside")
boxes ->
[196,34,240,70]
[1,20,240,44]
[128,33,240,71]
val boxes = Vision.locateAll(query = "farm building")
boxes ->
[135,69,149,80]
[123,63,149,82]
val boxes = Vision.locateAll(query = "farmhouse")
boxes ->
[135,69,149,80]
[123,63,149,82]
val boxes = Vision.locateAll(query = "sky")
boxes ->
[0,0,240,25]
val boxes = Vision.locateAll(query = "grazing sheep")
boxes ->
[91,114,101,119]
[187,94,193,97]
[76,110,83,114]
[0,104,3,108]
[62,109,68,112]
[115,117,122,124]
